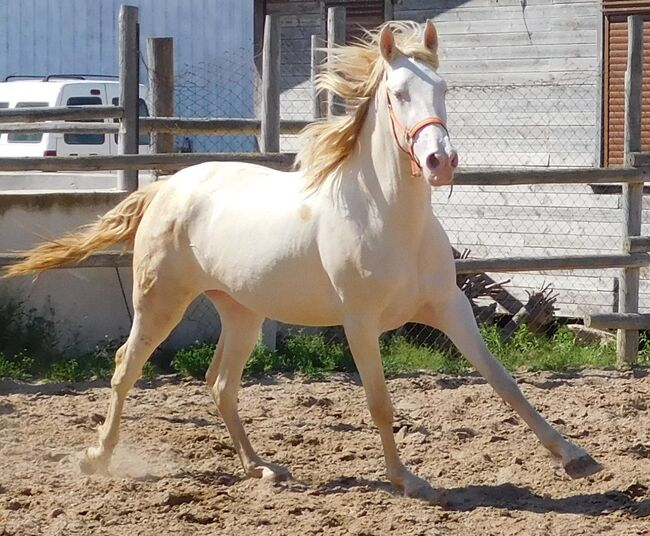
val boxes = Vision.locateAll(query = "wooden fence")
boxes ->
[1,6,650,364]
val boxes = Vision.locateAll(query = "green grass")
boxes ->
[481,324,617,372]
[0,293,645,383]
[168,325,626,380]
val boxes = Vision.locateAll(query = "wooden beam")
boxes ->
[4,251,648,275]
[327,7,346,116]
[147,37,175,155]
[118,4,140,192]
[0,251,132,269]
[585,312,650,330]
[619,14,644,366]
[0,152,295,172]
[455,253,650,275]
[628,151,650,167]
[0,122,119,134]
[0,106,123,122]
[624,235,650,253]
[261,15,280,153]
[453,166,650,186]
[311,35,326,119]
[139,117,309,135]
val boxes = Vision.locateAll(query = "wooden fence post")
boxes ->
[118,4,140,192]
[147,37,174,168]
[618,14,644,366]
[260,15,280,153]
[260,14,280,349]
[327,7,346,116]
[311,35,326,119]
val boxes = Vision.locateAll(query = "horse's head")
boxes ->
[379,21,458,187]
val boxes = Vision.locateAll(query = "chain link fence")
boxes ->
[167,47,627,358]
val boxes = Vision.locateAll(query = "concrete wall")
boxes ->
[0,191,219,352]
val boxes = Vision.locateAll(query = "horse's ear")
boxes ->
[379,25,396,62]
[423,20,438,53]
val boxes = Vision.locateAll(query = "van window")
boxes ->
[8,102,48,142]
[0,103,8,108]
[112,97,150,146]
[64,96,105,145]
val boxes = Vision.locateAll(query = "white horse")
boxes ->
[6,21,602,500]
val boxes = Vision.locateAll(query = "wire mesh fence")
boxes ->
[160,38,626,360]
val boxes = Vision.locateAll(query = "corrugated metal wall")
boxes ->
[0,0,254,151]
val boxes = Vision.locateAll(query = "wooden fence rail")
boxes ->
[0,117,311,135]
[3,251,648,275]
[0,106,123,122]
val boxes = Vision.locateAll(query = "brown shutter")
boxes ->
[603,14,650,166]
[603,1,650,14]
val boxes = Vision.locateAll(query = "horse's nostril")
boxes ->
[426,154,440,170]
[450,152,459,168]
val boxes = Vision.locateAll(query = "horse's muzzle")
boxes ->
[424,150,458,187]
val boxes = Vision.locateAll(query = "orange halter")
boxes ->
[386,94,449,176]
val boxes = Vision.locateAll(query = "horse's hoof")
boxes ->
[79,448,109,475]
[401,473,446,505]
[563,454,603,479]
[249,462,292,482]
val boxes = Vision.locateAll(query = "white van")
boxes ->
[0,75,150,157]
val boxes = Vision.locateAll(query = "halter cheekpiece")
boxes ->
[386,94,449,176]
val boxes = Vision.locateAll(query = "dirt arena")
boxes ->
[0,369,648,535]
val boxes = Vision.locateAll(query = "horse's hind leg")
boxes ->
[206,291,290,481]
[419,289,603,479]
[80,280,196,475]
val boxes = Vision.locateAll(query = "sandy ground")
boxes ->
[0,369,648,535]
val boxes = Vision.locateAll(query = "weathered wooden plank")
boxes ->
[0,106,123,122]
[625,235,650,253]
[586,312,650,330]
[430,15,597,36]
[441,43,597,62]
[455,253,650,274]
[0,251,132,269]
[0,122,119,134]
[3,251,643,278]
[0,153,295,172]
[327,7,346,116]
[117,5,139,192]
[261,15,281,153]
[139,117,310,135]
[311,35,326,119]
[453,166,650,185]
[147,37,175,155]
[619,14,644,366]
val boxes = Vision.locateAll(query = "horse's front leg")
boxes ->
[343,315,443,502]
[417,288,603,479]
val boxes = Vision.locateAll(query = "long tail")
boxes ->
[3,181,165,278]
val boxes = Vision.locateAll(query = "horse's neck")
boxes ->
[337,93,432,229]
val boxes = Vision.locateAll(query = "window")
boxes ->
[64,96,105,145]
[8,102,48,142]
[112,97,150,146]
[0,102,8,108]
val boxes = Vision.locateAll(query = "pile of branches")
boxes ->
[454,248,558,341]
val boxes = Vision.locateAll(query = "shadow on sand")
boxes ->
[314,478,649,517]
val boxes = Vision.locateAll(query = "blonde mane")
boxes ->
[295,21,439,189]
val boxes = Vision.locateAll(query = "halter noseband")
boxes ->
[386,94,449,176]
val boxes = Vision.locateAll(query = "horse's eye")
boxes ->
[394,90,408,101]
